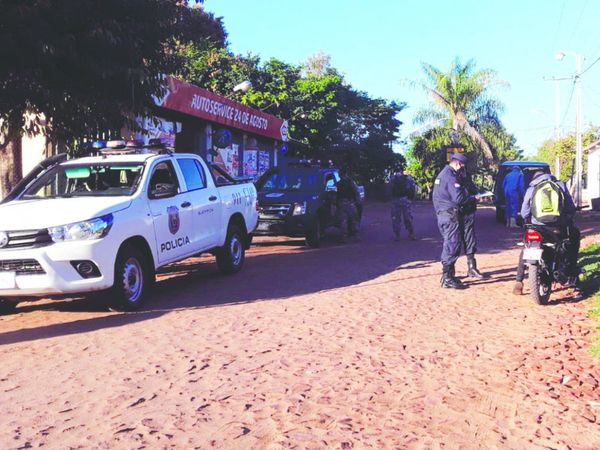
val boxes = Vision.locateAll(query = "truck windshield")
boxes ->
[19,163,145,199]
[258,172,320,192]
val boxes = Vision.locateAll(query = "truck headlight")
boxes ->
[48,214,114,242]
[292,201,307,216]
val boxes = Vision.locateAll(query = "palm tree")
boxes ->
[413,58,506,165]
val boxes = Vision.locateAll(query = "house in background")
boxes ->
[586,139,600,210]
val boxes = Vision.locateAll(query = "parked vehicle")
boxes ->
[493,161,550,223]
[254,161,363,247]
[521,225,575,305]
[0,147,258,314]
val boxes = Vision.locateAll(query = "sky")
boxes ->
[204,0,600,156]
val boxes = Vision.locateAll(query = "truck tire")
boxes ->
[110,244,153,311]
[216,224,246,274]
[495,207,505,224]
[306,220,321,248]
[0,298,19,315]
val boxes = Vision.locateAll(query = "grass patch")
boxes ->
[579,241,600,358]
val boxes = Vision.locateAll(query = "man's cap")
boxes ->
[450,153,467,164]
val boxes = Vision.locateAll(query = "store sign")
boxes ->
[156,77,288,142]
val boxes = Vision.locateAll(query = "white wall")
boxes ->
[588,148,600,201]
[22,134,47,176]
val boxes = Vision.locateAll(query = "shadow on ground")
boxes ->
[2,203,598,345]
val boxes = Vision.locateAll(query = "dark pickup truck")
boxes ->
[492,160,550,223]
[254,162,363,247]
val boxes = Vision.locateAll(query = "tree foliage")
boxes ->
[407,58,520,193]
[413,58,507,166]
[535,127,599,182]
[0,0,188,141]
[0,0,227,195]
[180,47,405,186]
[407,123,522,196]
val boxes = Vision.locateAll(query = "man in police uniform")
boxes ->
[459,168,487,279]
[336,168,360,243]
[432,153,469,289]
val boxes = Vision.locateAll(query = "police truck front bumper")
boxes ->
[0,239,115,298]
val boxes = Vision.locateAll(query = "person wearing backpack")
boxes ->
[390,167,416,241]
[513,170,581,294]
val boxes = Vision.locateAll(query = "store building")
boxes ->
[134,76,289,179]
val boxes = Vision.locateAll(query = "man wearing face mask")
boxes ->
[432,153,469,289]
[458,167,487,279]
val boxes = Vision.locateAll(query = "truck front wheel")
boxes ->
[216,224,246,274]
[0,298,19,315]
[110,245,153,311]
[305,220,321,248]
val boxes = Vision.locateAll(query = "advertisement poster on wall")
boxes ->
[213,144,239,177]
[137,116,180,146]
[258,151,270,176]
[243,150,258,178]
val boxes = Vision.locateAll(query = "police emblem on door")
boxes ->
[167,206,180,234]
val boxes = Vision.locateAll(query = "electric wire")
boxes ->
[560,80,576,128]
[568,0,589,48]
[580,55,600,76]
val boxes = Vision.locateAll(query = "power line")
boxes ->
[580,55,600,76]
[560,80,576,128]
[568,0,589,48]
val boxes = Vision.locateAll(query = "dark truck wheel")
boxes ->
[110,244,154,311]
[305,220,321,248]
[0,298,19,315]
[495,207,505,224]
[216,224,246,274]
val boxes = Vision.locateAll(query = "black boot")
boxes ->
[467,255,487,279]
[441,264,466,289]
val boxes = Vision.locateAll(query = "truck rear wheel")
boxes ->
[0,298,19,315]
[216,224,246,274]
[110,244,154,311]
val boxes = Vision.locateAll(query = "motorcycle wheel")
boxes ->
[528,264,551,305]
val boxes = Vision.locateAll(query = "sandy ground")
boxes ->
[0,202,598,450]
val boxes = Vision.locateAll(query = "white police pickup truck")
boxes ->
[0,150,258,313]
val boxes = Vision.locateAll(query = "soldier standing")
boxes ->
[459,168,487,279]
[432,153,468,289]
[390,167,416,240]
[336,168,360,243]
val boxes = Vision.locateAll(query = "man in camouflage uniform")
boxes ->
[336,168,360,243]
[390,168,416,240]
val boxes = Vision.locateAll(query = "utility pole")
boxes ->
[574,54,583,208]
[554,79,561,177]
[543,76,570,178]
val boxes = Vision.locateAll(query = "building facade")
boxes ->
[132,76,289,179]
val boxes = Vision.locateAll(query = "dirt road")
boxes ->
[0,203,598,449]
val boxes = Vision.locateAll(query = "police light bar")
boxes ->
[92,140,107,149]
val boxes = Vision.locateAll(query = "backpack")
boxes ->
[531,180,564,224]
[392,175,414,198]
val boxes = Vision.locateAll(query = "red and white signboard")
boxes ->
[155,77,289,142]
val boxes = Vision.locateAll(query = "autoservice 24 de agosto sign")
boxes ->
[156,76,289,142]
